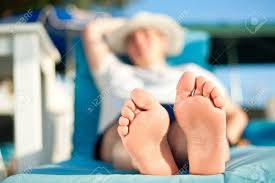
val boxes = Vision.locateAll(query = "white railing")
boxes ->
[0,23,72,172]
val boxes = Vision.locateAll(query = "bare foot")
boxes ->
[174,72,229,175]
[117,89,178,175]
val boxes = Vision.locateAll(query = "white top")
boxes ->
[93,53,226,133]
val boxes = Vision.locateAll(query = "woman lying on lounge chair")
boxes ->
[82,12,248,175]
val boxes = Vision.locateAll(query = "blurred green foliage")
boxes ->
[1,0,131,17]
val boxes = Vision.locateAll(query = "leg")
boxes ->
[100,123,136,170]
[117,89,178,175]
[103,117,189,172]
[167,122,188,167]
[174,72,229,175]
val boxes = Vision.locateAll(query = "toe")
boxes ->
[124,100,136,111]
[213,96,225,109]
[119,116,130,126]
[131,88,158,110]
[211,87,225,109]
[202,81,215,98]
[117,126,129,137]
[176,72,196,102]
[121,107,135,121]
[194,76,206,95]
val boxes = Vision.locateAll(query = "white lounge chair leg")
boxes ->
[13,33,43,172]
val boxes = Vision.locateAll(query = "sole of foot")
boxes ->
[174,72,228,175]
[118,88,178,175]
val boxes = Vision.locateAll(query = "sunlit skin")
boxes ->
[126,28,167,68]
[118,73,229,175]
[83,18,248,175]
[123,32,230,175]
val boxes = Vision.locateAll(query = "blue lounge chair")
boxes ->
[3,30,275,183]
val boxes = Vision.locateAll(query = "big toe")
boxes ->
[194,76,207,96]
[131,88,159,110]
[176,72,196,102]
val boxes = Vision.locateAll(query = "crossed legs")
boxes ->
[100,72,229,175]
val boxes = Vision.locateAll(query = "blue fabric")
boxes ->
[3,9,275,183]
[72,30,211,159]
[243,120,275,146]
[0,143,14,167]
[4,146,275,183]
[72,39,101,159]
[167,31,211,70]
[3,173,223,183]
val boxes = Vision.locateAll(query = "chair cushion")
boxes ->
[243,119,275,146]
[3,146,275,183]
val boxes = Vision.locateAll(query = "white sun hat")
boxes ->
[105,12,185,56]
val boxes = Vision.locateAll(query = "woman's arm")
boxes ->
[82,18,125,71]
[224,97,249,145]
